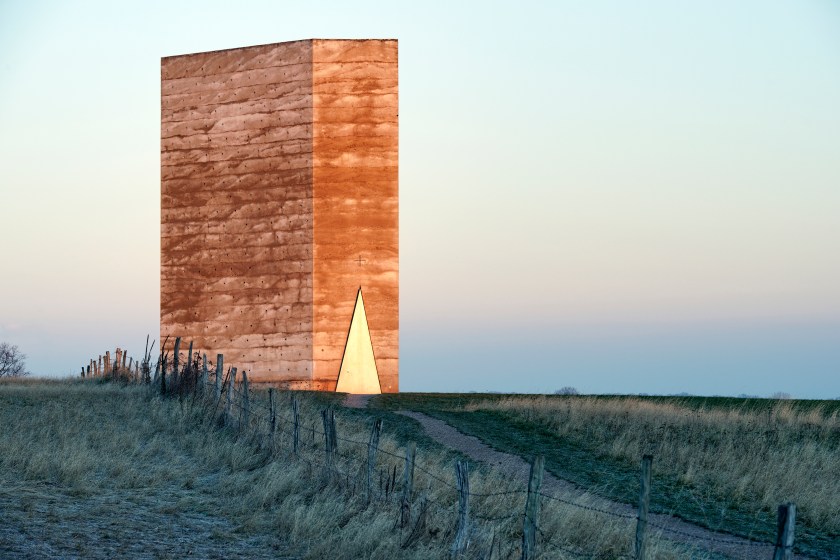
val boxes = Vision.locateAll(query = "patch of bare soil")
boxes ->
[398,411,783,560]
[343,393,375,409]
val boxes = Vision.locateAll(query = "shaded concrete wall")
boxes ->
[312,40,399,392]
[161,39,398,391]
[161,40,314,384]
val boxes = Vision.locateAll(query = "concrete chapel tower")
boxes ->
[160,39,398,393]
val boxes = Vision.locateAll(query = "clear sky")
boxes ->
[1,0,838,397]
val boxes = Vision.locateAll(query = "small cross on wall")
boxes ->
[355,255,367,266]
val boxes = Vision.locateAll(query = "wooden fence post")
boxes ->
[172,337,181,391]
[292,395,300,455]
[367,418,383,501]
[185,340,193,393]
[241,371,250,431]
[268,388,277,450]
[200,353,208,394]
[225,368,237,427]
[321,408,336,475]
[451,460,470,558]
[521,456,545,560]
[143,335,150,376]
[115,349,122,374]
[773,503,796,560]
[215,354,223,400]
[635,455,653,560]
[401,442,416,527]
[160,355,167,395]
[122,349,128,370]
[105,351,110,375]
[144,337,154,384]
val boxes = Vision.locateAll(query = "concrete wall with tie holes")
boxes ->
[161,39,398,392]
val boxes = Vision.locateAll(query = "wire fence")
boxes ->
[81,341,800,560]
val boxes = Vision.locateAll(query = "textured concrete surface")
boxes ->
[161,39,398,391]
[312,39,399,392]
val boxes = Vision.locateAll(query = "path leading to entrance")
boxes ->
[342,393,375,409]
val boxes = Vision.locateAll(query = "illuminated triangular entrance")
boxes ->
[335,288,382,394]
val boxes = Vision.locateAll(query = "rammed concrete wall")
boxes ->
[311,40,399,393]
[160,39,398,391]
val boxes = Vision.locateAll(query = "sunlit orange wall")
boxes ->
[312,40,398,392]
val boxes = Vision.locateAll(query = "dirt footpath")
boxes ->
[397,411,779,560]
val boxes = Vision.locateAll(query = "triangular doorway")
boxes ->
[335,288,382,394]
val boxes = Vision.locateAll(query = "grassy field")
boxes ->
[0,379,719,559]
[372,393,840,559]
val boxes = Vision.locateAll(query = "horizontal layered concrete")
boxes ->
[161,39,398,391]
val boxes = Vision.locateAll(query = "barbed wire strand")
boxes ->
[148,375,790,559]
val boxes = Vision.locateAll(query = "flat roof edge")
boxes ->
[162,38,397,61]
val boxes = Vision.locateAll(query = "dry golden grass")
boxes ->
[464,395,840,535]
[0,379,711,559]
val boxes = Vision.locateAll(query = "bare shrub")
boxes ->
[0,342,29,378]
[554,386,579,395]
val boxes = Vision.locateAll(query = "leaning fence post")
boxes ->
[321,408,336,475]
[521,455,545,560]
[400,442,417,527]
[451,460,471,558]
[215,354,223,400]
[225,368,237,427]
[367,418,383,501]
[292,395,300,456]
[241,371,250,431]
[635,454,653,560]
[773,503,795,560]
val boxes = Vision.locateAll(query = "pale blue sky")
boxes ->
[1,1,838,397]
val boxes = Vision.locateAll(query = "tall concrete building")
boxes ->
[161,39,398,393]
